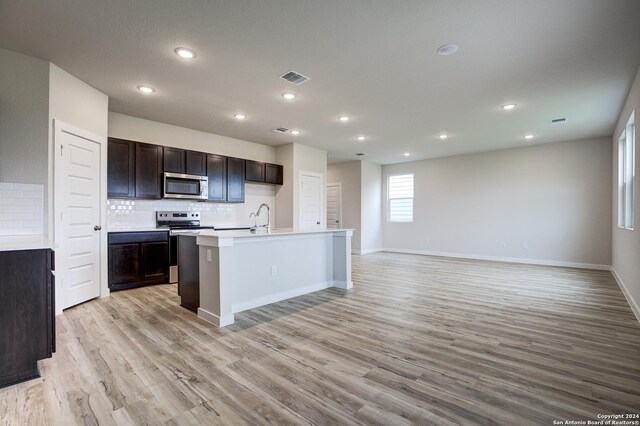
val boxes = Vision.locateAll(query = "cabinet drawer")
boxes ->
[108,231,168,245]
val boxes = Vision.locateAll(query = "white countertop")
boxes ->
[0,236,55,252]
[178,227,354,239]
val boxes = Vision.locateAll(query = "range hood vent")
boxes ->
[279,70,310,85]
[273,127,290,133]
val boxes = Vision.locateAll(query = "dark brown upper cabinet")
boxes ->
[245,160,265,183]
[135,143,163,199]
[207,154,227,202]
[245,161,283,185]
[265,163,284,185]
[107,138,135,198]
[186,151,207,176]
[163,147,185,173]
[163,147,207,176]
[227,157,245,203]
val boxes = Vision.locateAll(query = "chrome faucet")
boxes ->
[256,203,271,232]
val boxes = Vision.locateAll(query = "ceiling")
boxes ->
[1,0,640,164]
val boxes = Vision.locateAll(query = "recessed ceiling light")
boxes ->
[174,47,196,59]
[501,103,517,110]
[290,129,300,135]
[233,113,246,120]
[524,134,535,139]
[439,134,448,140]
[338,115,350,122]
[437,43,459,56]
[137,85,155,94]
[403,152,411,157]
[357,136,366,141]
[282,92,297,100]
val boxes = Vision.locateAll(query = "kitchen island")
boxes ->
[177,228,353,327]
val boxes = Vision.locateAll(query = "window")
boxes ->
[388,173,414,222]
[618,111,635,230]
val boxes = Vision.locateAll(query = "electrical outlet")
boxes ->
[522,242,528,249]
[207,249,212,262]
[271,265,277,276]
[500,242,506,248]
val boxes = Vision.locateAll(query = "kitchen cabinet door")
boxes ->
[136,143,163,199]
[163,147,185,173]
[207,154,227,201]
[245,160,265,182]
[107,138,135,198]
[0,249,54,389]
[186,151,207,176]
[227,157,245,203]
[141,241,169,282]
[265,163,283,185]
[108,243,140,286]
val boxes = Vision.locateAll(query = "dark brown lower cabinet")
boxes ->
[108,232,169,291]
[177,235,200,312]
[0,249,55,389]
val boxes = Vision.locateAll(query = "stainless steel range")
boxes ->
[156,211,214,283]
[156,211,215,232]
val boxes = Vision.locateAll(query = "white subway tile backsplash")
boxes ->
[106,187,275,230]
[0,182,44,236]
[12,183,37,191]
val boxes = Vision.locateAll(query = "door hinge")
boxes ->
[60,144,63,156]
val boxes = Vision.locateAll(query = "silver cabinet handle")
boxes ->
[94,225,102,231]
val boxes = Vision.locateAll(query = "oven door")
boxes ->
[163,173,208,200]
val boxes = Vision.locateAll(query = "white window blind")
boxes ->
[618,111,635,230]
[388,174,414,222]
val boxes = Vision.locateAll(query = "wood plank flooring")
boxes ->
[1,252,639,425]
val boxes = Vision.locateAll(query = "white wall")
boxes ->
[275,143,328,229]
[328,161,362,252]
[612,65,640,321]
[382,137,612,268]
[275,144,294,229]
[0,48,50,234]
[108,113,276,226]
[293,144,327,229]
[109,112,275,163]
[49,64,109,137]
[360,161,382,253]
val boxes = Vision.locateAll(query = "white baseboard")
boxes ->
[197,308,234,327]
[231,281,333,314]
[332,280,353,289]
[381,247,611,271]
[356,248,382,255]
[610,267,640,324]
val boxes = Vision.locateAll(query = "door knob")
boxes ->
[336,220,339,223]
[94,225,102,231]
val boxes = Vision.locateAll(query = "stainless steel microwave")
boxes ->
[163,172,208,200]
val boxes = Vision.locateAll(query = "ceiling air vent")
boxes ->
[279,70,310,85]
[550,117,567,124]
[273,127,290,133]
[355,153,366,156]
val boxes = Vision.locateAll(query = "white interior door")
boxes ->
[57,127,102,309]
[299,172,322,229]
[327,183,342,229]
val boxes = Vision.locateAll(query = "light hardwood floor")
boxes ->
[2,252,640,425]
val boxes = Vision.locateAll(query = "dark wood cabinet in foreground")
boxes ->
[0,249,55,389]
[108,232,169,291]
